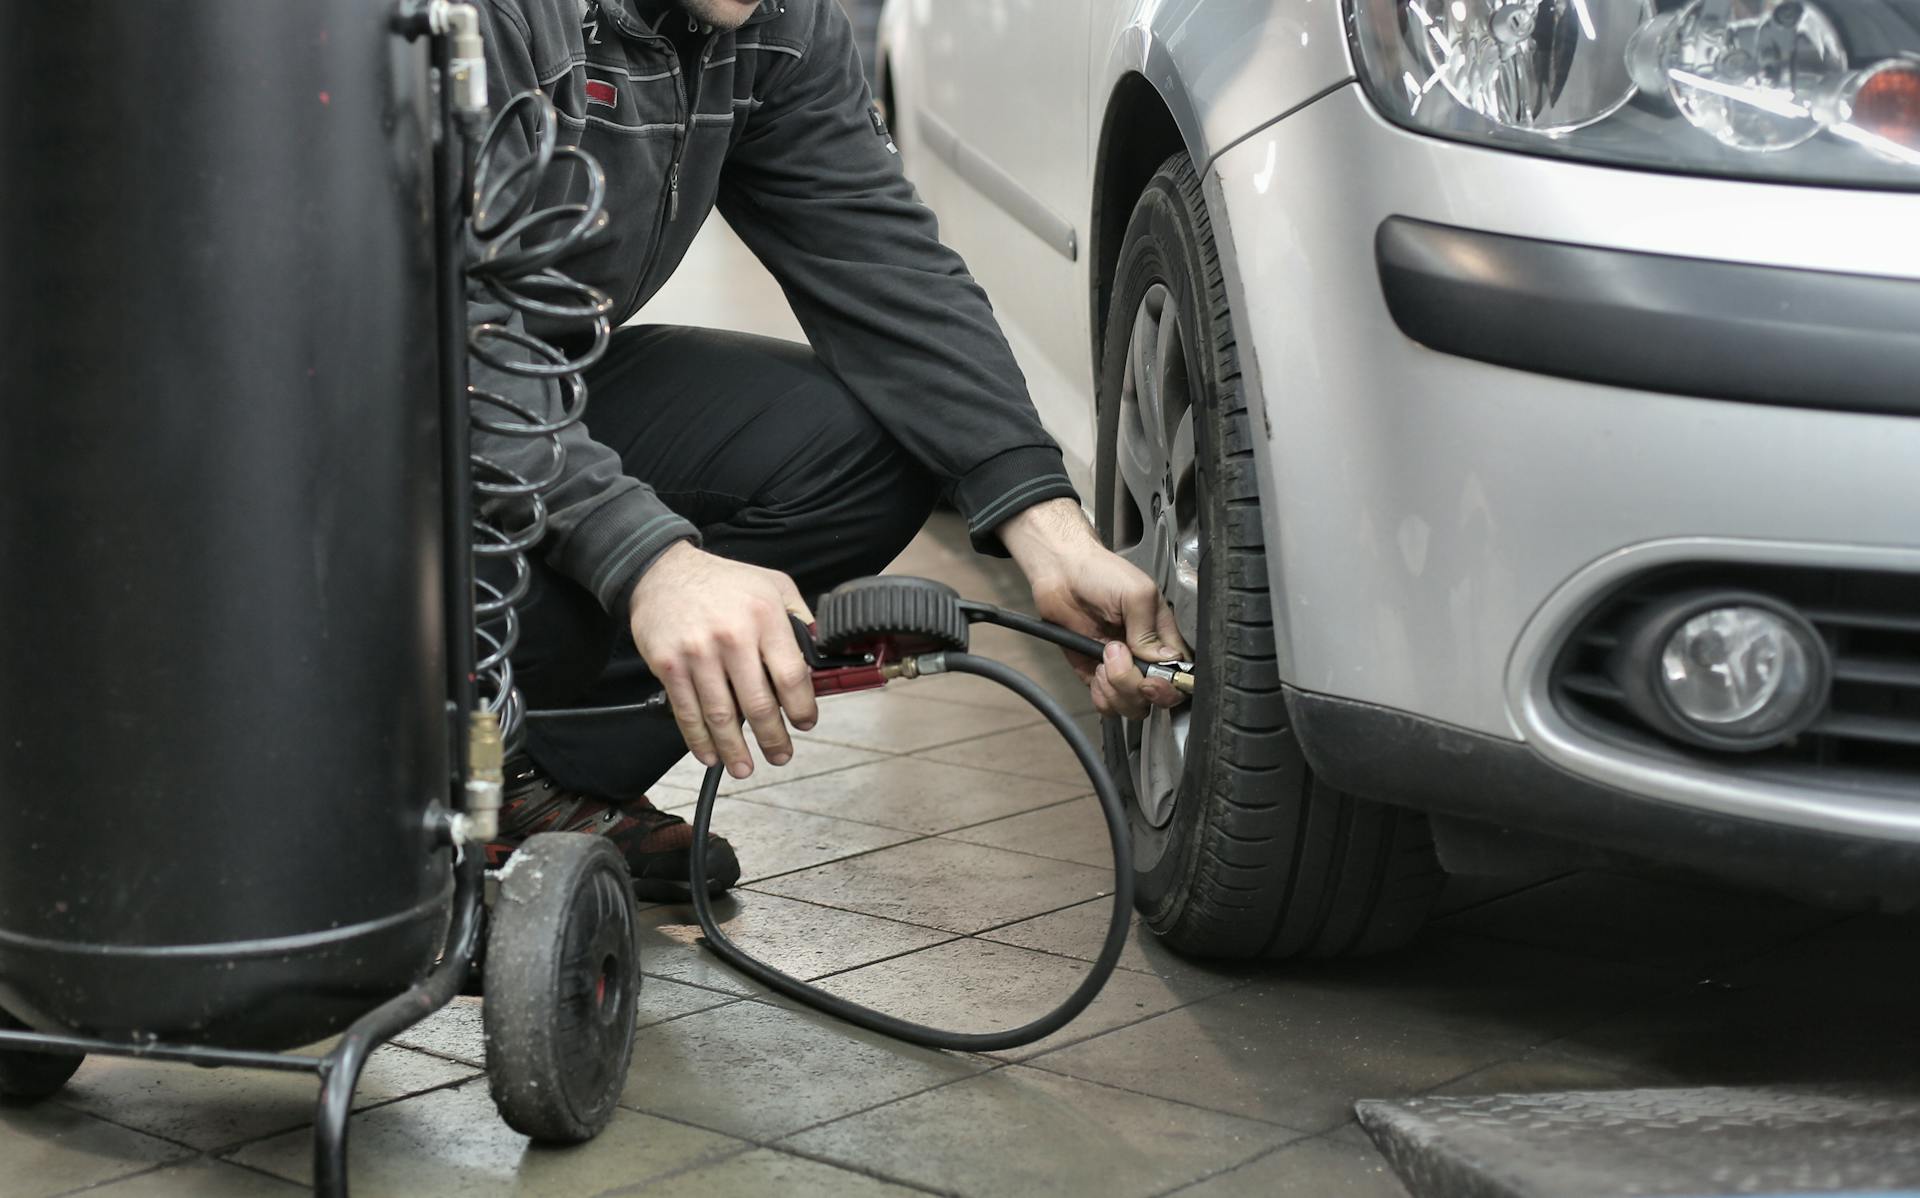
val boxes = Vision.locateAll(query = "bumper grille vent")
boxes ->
[1553,564,1920,793]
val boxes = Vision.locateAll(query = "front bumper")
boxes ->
[1205,84,1920,851]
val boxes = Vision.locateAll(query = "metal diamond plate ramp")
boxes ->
[1356,1087,1920,1198]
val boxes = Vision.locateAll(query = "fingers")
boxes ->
[1152,593,1191,661]
[763,615,818,735]
[776,573,816,627]
[659,660,716,770]
[1096,642,1153,721]
[1032,579,1104,682]
[725,636,793,770]
[1121,577,1189,662]
[692,654,754,779]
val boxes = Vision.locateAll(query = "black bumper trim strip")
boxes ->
[1285,686,1920,900]
[1376,216,1920,417]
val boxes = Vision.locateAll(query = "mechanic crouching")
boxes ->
[474,0,1189,899]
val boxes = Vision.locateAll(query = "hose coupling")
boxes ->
[1144,662,1198,695]
[880,652,950,683]
[438,3,489,116]
[454,708,506,845]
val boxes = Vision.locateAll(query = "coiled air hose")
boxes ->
[464,91,613,747]
[685,591,1159,1052]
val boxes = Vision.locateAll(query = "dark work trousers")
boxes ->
[497,324,939,798]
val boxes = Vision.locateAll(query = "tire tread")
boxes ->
[1110,154,1442,960]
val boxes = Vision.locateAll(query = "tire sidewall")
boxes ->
[1094,168,1232,930]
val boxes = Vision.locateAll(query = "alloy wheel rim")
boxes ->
[1112,282,1200,830]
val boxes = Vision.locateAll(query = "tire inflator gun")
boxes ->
[532,574,1197,1052]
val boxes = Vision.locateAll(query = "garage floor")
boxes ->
[7,225,1914,1198]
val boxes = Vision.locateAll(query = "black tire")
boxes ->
[1095,155,1444,960]
[0,1010,82,1101]
[483,833,639,1143]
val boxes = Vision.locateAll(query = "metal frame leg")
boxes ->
[312,848,484,1198]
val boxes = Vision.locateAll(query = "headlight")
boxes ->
[1351,0,1920,185]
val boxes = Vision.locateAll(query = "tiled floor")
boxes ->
[14,513,1919,1198]
[9,224,1915,1197]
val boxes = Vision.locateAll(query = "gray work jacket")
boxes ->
[472,0,1076,612]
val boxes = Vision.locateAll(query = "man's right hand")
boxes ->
[628,542,818,779]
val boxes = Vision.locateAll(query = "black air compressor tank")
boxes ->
[0,2,449,1048]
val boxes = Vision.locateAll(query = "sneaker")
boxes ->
[484,759,742,901]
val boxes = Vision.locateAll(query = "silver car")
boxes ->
[877,0,1920,958]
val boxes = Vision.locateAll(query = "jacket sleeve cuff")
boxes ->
[952,446,1081,556]
[551,490,702,615]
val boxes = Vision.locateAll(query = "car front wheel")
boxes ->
[1096,154,1443,959]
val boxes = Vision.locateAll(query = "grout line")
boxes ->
[46,1159,187,1198]
[711,793,1101,889]
[798,711,1049,758]
[206,1153,315,1193]
[785,934,972,986]
[696,876,956,932]
[1147,1125,1332,1198]
[585,1143,760,1198]
[771,1141,965,1196]
[769,1059,1016,1143]
[1010,1053,1319,1132]
[1428,870,1576,922]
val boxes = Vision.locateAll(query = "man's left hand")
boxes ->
[999,497,1189,720]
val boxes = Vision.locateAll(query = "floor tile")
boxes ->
[802,690,1039,754]
[617,999,985,1141]
[738,754,1085,835]
[981,899,1247,985]
[638,889,955,990]
[937,625,1095,714]
[1551,915,1920,1088]
[0,1102,188,1197]
[753,838,1114,935]
[898,668,1071,713]
[57,1044,476,1152]
[83,1157,306,1196]
[889,512,1021,589]
[392,981,738,1067]
[228,1081,744,1195]
[1438,870,1838,970]
[617,1146,927,1196]
[923,716,1104,787]
[657,797,918,882]
[1427,1048,1663,1097]
[1176,1124,1409,1197]
[1025,981,1517,1134]
[655,737,885,795]
[1244,931,1682,1049]
[1429,870,1568,918]
[784,1064,1292,1198]
[811,936,1235,1059]
[943,796,1114,867]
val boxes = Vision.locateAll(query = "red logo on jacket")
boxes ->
[585,80,617,108]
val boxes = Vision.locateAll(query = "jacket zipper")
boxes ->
[614,25,719,322]
[667,34,718,222]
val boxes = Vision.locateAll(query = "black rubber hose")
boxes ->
[688,652,1134,1051]
[960,600,1111,661]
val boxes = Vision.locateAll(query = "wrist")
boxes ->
[999,497,1100,579]
[627,538,699,620]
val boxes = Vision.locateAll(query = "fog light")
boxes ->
[1612,592,1829,752]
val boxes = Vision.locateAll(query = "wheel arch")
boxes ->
[1089,36,1296,683]
[1089,73,1193,381]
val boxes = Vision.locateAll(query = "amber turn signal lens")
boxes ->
[1848,60,1920,152]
